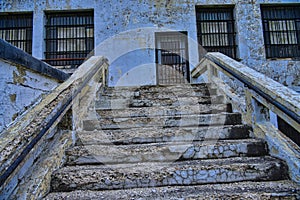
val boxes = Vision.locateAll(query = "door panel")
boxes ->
[155,32,189,85]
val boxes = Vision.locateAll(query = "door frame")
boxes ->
[155,31,190,85]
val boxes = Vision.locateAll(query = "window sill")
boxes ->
[266,57,300,61]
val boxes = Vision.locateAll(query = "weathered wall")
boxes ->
[1,0,299,89]
[234,0,300,92]
[0,59,59,132]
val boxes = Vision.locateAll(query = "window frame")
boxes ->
[0,12,33,54]
[44,10,94,68]
[260,4,300,60]
[195,6,237,60]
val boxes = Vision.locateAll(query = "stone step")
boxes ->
[96,95,225,109]
[100,83,214,95]
[100,87,218,99]
[66,139,267,165]
[96,103,232,117]
[83,113,242,130]
[76,125,252,145]
[50,156,288,192]
[44,180,300,200]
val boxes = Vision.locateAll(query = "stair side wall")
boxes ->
[0,59,59,133]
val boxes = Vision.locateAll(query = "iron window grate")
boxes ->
[196,7,237,59]
[0,13,33,54]
[44,11,94,68]
[261,5,300,59]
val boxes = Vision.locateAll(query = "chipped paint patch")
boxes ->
[0,59,59,132]
[9,94,16,103]
[12,70,26,85]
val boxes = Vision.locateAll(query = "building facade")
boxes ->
[1,0,299,90]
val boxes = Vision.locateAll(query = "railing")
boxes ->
[192,52,300,184]
[0,56,109,199]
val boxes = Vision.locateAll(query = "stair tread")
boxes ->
[51,156,288,192]
[71,138,264,148]
[83,112,242,130]
[45,180,300,200]
[97,95,224,102]
[95,95,225,109]
[101,83,214,92]
[100,88,218,98]
[56,156,284,172]
[95,103,230,114]
[100,83,216,94]
[97,112,239,119]
[96,103,231,116]
[76,124,252,145]
[66,139,267,165]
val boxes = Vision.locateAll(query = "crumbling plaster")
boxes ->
[0,59,59,132]
[1,0,299,88]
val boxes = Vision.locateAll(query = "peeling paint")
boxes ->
[9,94,16,103]
[0,60,59,133]
[11,113,18,121]
[12,70,26,85]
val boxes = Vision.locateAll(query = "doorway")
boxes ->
[155,32,190,85]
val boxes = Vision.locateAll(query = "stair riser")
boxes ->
[96,96,225,109]
[76,125,251,145]
[83,113,242,130]
[51,159,287,192]
[66,141,267,165]
[96,104,232,118]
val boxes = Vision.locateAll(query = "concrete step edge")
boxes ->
[96,104,232,116]
[76,124,252,145]
[45,180,300,200]
[83,113,242,130]
[51,156,288,192]
[65,139,268,165]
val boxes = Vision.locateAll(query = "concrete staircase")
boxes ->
[45,83,300,199]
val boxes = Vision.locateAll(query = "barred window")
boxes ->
[261,5,300,59]
[0,13,33,54]
[44,11,94,68]
[196,7,237,59]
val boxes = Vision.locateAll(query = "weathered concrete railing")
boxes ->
[0,39,70,133]
[192,52,300,184]
[0,56,109,199]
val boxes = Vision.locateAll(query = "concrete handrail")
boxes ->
[192,52,300,130]
[0,56,109,196]
[191,52,300,184]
